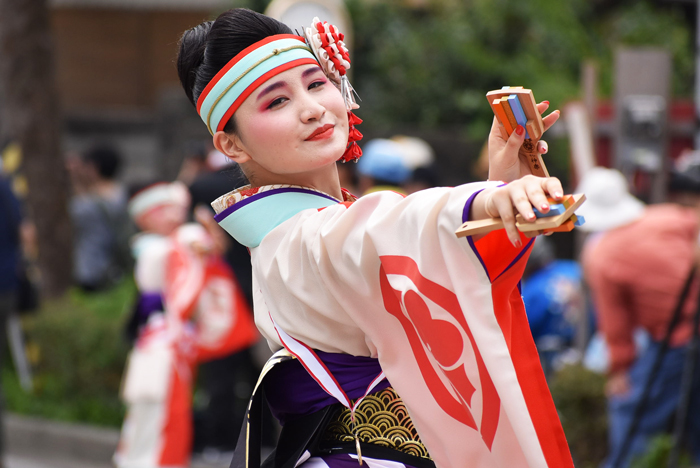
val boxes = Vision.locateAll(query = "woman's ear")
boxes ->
[213,131,250,165]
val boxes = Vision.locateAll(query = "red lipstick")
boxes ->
[306,124,334,141]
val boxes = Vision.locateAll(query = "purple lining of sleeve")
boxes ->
[461,189,483,224]
[460,183,507,223]
[461,182,514,283]
[467,236,491,282]
[462,187,490,281]
[494,237,535,281]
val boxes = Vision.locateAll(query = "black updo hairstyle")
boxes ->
[177,8,293,134]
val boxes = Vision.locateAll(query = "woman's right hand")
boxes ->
[487,101,560,183]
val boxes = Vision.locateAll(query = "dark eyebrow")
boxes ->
[257,81,287,101]
[302,66,323,79]
[256,66,324,102]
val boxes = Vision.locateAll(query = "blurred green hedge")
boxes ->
[4,280,135,427]
[550,364,695,468]
[550,364,608,468]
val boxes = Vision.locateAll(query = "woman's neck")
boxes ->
[247,163,343,201]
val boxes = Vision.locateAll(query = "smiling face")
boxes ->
[214,64,349,193]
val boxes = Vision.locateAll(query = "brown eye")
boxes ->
[267,97,287,109]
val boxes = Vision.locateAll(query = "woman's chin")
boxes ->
[306,141,346,161]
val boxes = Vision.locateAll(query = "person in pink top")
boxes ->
[579,166,700,468]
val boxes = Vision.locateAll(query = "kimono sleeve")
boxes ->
[256,183,573,468]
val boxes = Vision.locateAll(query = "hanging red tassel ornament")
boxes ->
[340,141,363,163]
[304,17,363,163]
[348,112,362,127]
[348,126,363,142]
[338,110,363,163]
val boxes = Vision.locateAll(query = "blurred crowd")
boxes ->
[2,135,700,468]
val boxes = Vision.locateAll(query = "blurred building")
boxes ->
[49,0,227,182]
[590,100,694,186]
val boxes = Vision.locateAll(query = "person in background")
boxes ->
[0,165,22,468]
[187,146,254,305]
[115,181,258,468]
[188,147,240,219]
[176,141,209,187]
[356,138,412,195]
[404,165,441,195]
[390,136,439,195]
[68,144,132,291]
[181,147,263,459]
[521,236,585,378]
[579,166,700,468]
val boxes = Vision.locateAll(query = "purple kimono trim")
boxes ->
[494,238,534,281]
[467,235,491,282]
[463,182,537,283]
[264,350,391,425]
[461,188,484,224]
[306,453,417,468]
[137,292,163,319]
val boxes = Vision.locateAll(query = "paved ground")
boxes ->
[6,454,112,468]
[2,414,234,468]
[4,414,116,468]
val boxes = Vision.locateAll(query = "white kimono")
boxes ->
[213,183,573,468]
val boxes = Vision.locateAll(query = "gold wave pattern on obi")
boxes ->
[322,387,432,460]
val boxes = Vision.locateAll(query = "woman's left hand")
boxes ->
[487,101,560,183]
[474,175,564,247]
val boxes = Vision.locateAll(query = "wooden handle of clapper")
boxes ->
[519,138,549,177]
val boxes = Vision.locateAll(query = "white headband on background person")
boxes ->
[128,182,190,219]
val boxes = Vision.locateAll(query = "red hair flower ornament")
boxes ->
[304,17,363,163]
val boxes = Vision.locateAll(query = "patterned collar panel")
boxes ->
[212,184,357,249]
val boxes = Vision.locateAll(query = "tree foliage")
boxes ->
[345,0,693,137]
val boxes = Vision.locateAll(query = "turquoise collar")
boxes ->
[213,187,340,248]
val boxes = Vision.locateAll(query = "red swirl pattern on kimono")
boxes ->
[379,255,501,450]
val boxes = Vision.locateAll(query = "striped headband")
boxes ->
[128,182,190,219]
[196,34,318,135]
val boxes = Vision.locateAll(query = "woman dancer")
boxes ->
[177,8,573,468]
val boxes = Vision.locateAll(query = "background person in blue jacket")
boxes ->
[522,237,587,378]
[0,165,23,467]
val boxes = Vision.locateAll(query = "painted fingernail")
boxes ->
[540,142,549,153]
[543,101,550,105]
[528,212,536,220]
[554,192,563,198]
[541,203,549,210]
[513,239,522,248]
[515,125,524,136]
